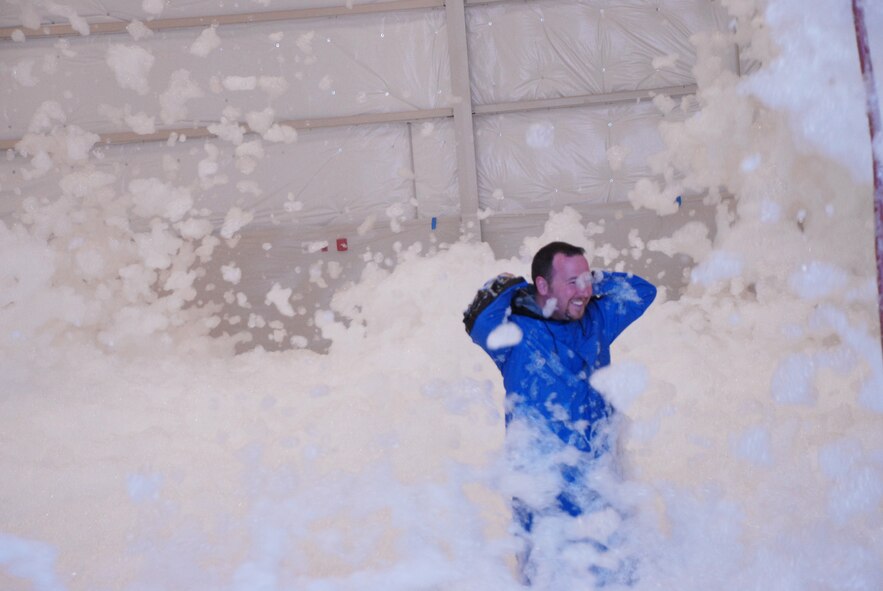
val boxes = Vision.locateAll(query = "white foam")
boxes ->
[12,59,38,87]
[742,0,874,182]
[590,360,648,414]
[690,250,743,286]
[729,425,772,465]
[129,178,193,222]
[487,322,522,350]
[264,283,295,317]
[105,44,155,95]
[126,20,153,41]
[788,261,848,300]
[771,352,817,404]
[159,69,204,125]
[221,264,242,285]
[220,207,254,239]
[1,1,883,589]
[190,26,221,57]
[142,0,164,16]
[0,534,65,591]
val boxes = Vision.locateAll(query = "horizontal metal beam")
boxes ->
[290,107,453,130]
[0,84,703,152]
[0,0,444,40]
[0,108,454,151]
[473,84,698,116]
[0,80,701,152]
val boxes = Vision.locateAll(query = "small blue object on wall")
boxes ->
[431,217,437,230]
[675,195,683,207]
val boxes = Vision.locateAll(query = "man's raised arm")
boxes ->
[463,273,527,353]
[590,271,657,342]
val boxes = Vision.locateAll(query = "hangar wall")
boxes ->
[0,0,736,351]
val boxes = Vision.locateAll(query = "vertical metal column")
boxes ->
[852,0,883,354]
[445,0,482,241]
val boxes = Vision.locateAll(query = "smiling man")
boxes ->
[534,245,594,321]
[463,241,656,585]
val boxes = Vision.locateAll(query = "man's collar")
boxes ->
[511,285,548,320]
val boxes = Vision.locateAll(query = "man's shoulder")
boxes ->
[463,273,527,335]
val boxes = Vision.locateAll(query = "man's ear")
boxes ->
[536,276,549,296]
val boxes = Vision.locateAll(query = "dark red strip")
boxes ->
[852,0,883,353]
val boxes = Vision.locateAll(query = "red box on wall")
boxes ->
[336,238,348,252]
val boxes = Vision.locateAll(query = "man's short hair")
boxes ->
[531,241,586,283]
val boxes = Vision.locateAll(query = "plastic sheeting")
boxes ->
[0,120,464,227]
[0,118,461,352]
[0,0,736,339]
[410,117,460,218]
[480,197,722,284]
[474,98,696,212]
[467,0,734,105]
[0,0,407,28]
[0,1,734,217]
[1,10,449,139]
[200,215,461,352]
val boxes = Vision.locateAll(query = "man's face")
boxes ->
[540,253,593,320]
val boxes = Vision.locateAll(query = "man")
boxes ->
[463,241,656,586]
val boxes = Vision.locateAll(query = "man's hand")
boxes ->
[463,273,524,334]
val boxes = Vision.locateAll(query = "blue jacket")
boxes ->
[464,272,657,456]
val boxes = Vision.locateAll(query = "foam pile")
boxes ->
[1,1,882,590]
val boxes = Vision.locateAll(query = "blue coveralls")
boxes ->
[464,271,656,583]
